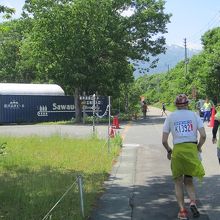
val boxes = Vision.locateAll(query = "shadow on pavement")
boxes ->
[130,116,166,126]
[196,175,220,220]
[132,175,211,220]
[90,174,219,219]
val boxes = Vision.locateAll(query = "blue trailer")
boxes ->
[0,83,108,124]
[0,95,75,124]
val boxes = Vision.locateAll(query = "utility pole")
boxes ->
[184,38,188,76]
[167,64,170,74]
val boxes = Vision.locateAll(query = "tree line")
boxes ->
[0,0,170,120]
[135,27,220,107]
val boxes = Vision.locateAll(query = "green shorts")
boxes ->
[171,143,205,180]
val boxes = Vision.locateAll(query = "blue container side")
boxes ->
[0,95,108,124]
[0,95,75,124]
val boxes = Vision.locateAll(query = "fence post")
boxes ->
[77,175,85,218]
[92,94,96,136]
[83,91,86,124]
[108,96,111,153]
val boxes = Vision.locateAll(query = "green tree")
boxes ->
[133,26,220,107]
[201,27,220,100]
[0,21,21,82]
[0,19,36,83]
[19,0,170,121]
[0,5,15,19]
[187,53,208,99]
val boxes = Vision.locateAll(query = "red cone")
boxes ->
[109,126,115,138]
[112,116,120,129]
[208,107,215,127]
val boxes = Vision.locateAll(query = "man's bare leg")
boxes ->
[174,176,185,209]
[184,176,196,201]
[184,176,200,217]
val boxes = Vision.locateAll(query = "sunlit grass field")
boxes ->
[0,135,121,220]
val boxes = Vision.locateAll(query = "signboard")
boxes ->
[80,95,108,117]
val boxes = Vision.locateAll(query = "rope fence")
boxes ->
[41,178,78,220]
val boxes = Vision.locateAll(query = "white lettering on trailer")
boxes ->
[52,103,75,111]
[3,100,25,109]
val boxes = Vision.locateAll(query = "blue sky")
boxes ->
[164,0,220,49]
[1,0,220,49]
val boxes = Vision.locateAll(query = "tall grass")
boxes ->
[0,135,121,220]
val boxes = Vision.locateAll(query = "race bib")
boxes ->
[174,120,194,136]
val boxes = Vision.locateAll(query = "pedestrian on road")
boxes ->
[203,98,212,123]
[162,94,206,220]
[161,102,167,116]
[142,101,148,119]
[212,106,220,164]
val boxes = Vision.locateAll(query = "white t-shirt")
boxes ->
[163,109,204,145]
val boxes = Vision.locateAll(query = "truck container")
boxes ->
[0,83,108,124]
[0,95,108,124]
[0,95,75,124]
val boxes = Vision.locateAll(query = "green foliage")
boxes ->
[0,21,21,82]
[0,5,15,19]
[111,132,123,148]
[19,0,170,96]
[0,19,37,83]
[134,27,220,106]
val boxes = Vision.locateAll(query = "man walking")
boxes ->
[162,94,206,219]
[161,102,167,116]
[142,101,148,119]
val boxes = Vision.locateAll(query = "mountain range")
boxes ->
[133,44,201,78]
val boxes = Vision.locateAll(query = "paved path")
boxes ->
[90,106,220,220]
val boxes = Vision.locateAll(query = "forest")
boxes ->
[0,0,220,118]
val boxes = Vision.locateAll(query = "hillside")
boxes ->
[133,44,201,78]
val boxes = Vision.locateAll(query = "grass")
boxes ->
[0,135,121,220]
